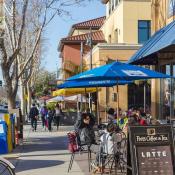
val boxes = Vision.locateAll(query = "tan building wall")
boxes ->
[101,1,124,43]
[151,0,175,33]
[81,0,151,120]
[101,0,151,44]
[123,0,151,43]
[84,43,141,119]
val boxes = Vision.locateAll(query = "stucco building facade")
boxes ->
[83,0,151,119]
[58,0,152,120]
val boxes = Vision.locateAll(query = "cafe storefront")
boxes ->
[128,20,175,120]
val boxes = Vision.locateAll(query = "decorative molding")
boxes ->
[94,43,142,51]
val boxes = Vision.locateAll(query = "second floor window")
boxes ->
[138,20,151,44]
[169,0,175,17]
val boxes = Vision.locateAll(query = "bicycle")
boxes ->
[0,158,15,175]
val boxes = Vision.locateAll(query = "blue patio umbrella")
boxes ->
[67,61,171,119]
[57,79,133,89]
[57,79,133,123]
[68,61,171,81]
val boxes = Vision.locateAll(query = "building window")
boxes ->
[108,0,111,15]
[112,93,117,102]
[115,0,117,7]
[138,20,151,44]
[108,35,111,43]
[114,29,118,43]
[111,0,113,11]
[168,0,175,17]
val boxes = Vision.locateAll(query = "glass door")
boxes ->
[160,64,175,120]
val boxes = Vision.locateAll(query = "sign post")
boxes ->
[129,125,175,175]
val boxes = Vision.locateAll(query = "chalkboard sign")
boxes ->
[129,125,175,175]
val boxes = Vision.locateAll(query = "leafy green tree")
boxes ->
[34,68,56,97]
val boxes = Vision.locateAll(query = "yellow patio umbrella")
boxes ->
[52,87,100,96]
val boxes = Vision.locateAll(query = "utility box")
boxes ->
[0,121,8,154]
[9,108,24,140]
[4,114,13,152]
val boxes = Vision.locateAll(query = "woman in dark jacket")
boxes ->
[75,113,95,145]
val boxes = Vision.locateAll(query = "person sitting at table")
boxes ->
[117,111,128,129]
[74,112,96,146]
[107,108,115,123]
[91,123,119,173]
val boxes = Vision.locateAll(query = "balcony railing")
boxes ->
[62,60,78,73]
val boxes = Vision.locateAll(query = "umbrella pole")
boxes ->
[117,80,119,124]
[85,88,87,111]
[77,96,79,115]
[96,87,100,125]
[144,81,146,112]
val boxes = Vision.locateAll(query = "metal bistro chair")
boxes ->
[93,131,127,175]
[67,131,92,173]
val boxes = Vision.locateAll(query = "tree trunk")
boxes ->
[7,93,16,109]
[1,59,18,109]
[27,82,31,112]
[20,78,26,116]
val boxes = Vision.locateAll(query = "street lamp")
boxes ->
[86,27,93,69]
[86,27,93,112]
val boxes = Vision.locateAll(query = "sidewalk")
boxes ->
[2,124,85,175]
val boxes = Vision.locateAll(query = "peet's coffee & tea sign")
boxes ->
[135,134,169,143]
[129,125,175,175]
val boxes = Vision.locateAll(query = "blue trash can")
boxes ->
[0,121,8,154]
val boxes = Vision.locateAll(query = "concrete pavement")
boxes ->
[1,123,126,175]
[3,124,85,175]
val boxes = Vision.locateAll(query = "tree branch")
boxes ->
[17,26,43,79]
[5,17,15,51]
[12,0,17,46]
[17,0,28,50]
[6,0,29,70]
[0,36,8,65]
[12,59,19,97]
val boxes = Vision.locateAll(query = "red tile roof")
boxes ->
[59,31,106,51]
[61,30,105,43]
[72,16,106,29]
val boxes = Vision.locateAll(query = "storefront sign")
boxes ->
[137,146,173,175]
[129,125,175,175]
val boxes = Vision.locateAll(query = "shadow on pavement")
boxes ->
[15,159,64,173]
[19,152,71,157]
[14,136,68,154]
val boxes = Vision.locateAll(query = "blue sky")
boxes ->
[43,1,105,73]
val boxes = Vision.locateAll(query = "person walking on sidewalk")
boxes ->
[29,103,39,131]
[47,108,54,132]
[54,103,63,131]
[40,105,48,128]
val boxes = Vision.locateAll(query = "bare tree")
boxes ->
[0,0,92,109]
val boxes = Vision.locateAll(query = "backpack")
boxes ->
[67,132,79,153]
[79,127,95,145]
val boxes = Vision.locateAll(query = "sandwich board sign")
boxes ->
[128,125,175,175]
